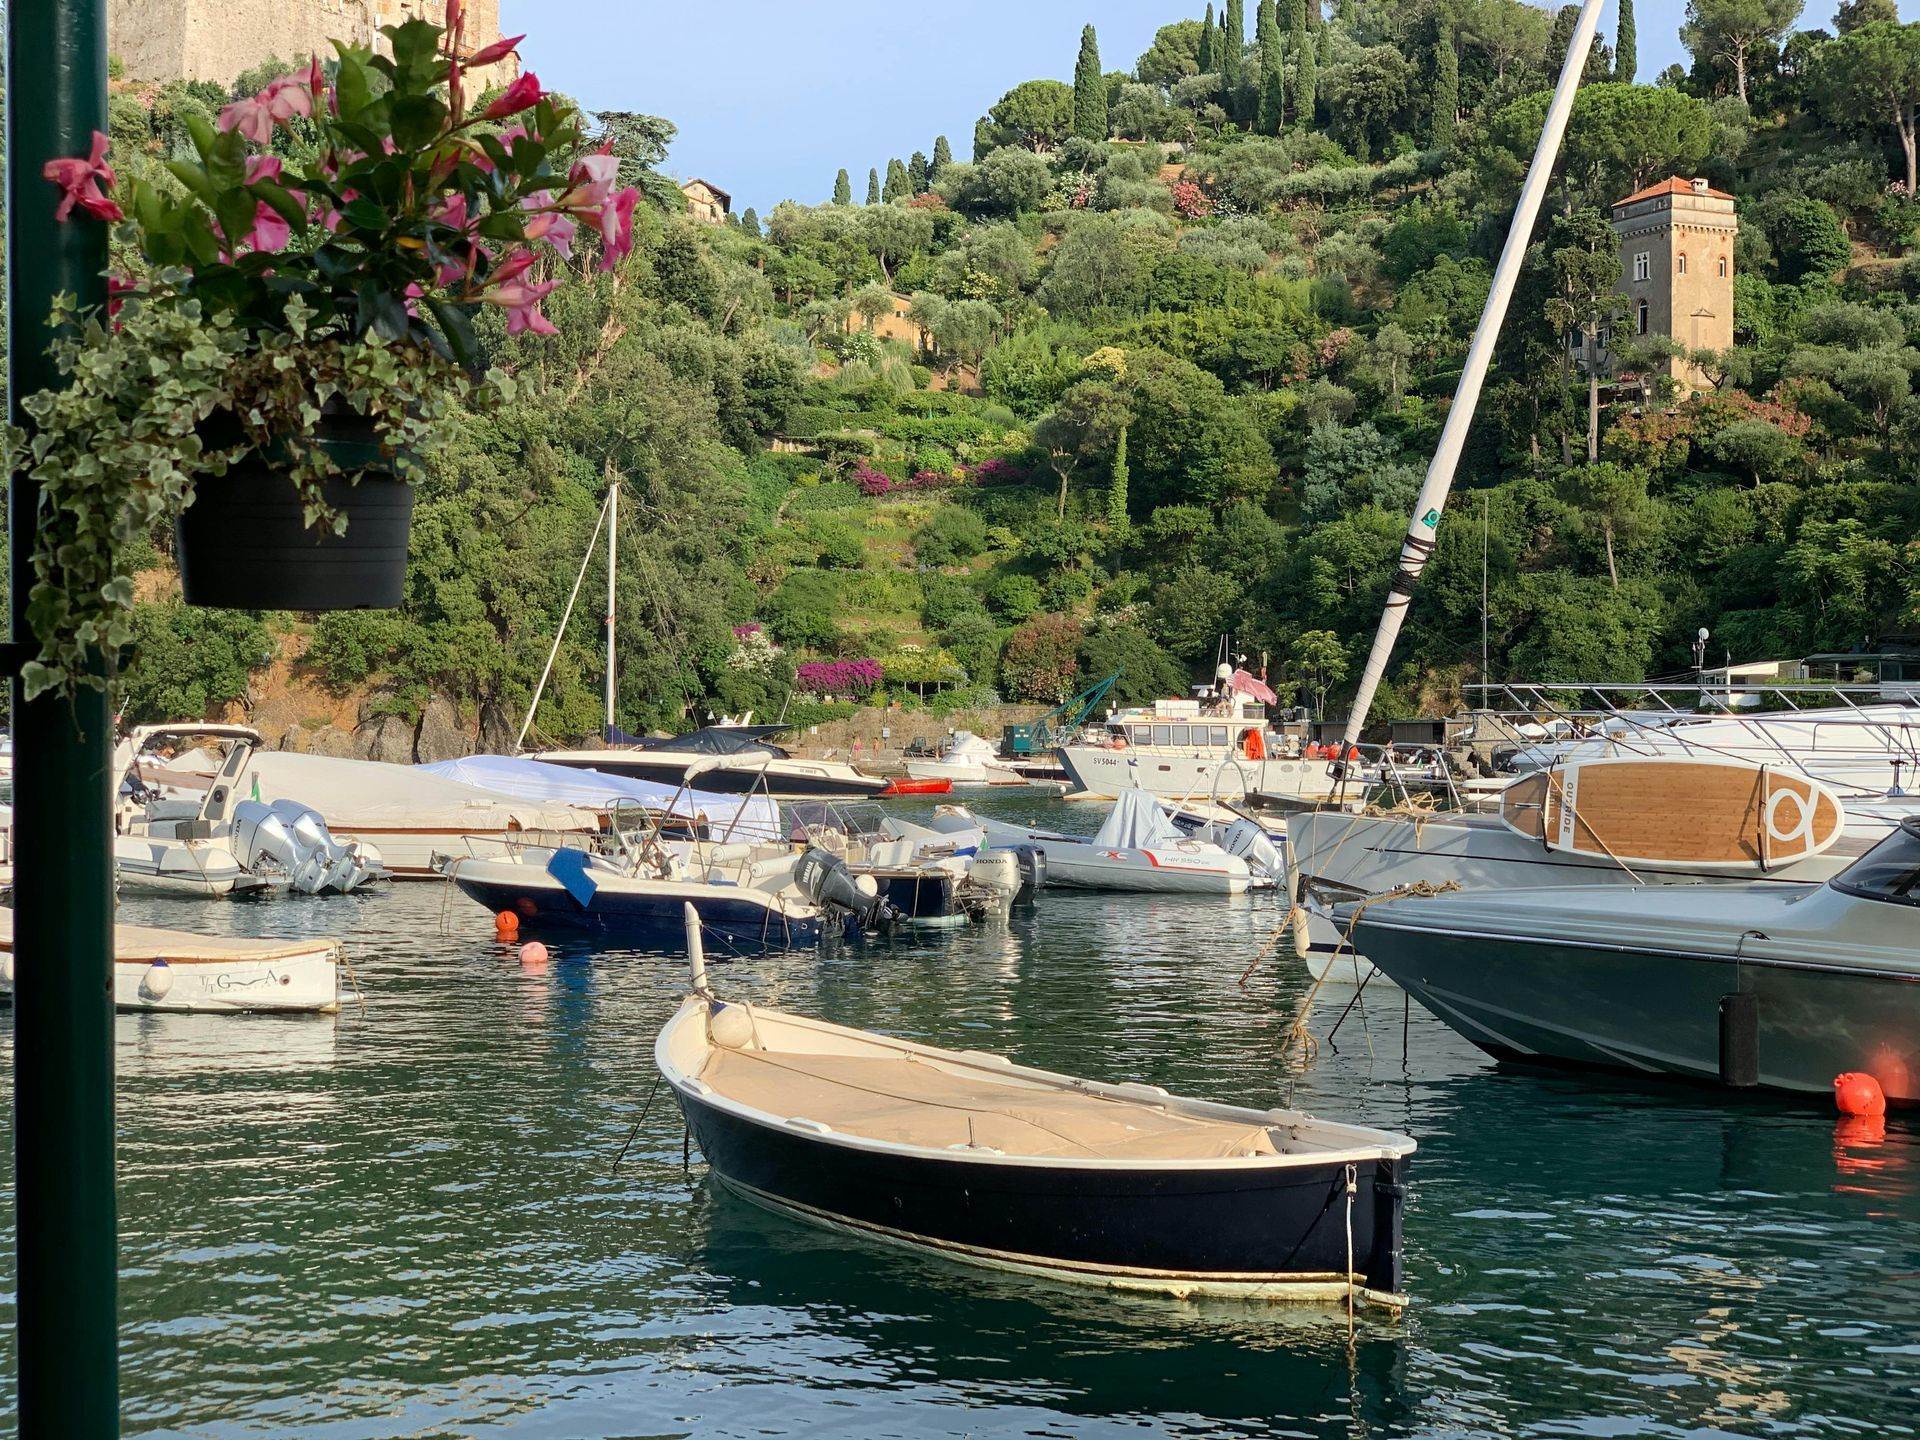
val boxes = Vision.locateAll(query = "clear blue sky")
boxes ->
[503,0,1920,216]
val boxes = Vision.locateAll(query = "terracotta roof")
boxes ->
[1612,177,1735,208]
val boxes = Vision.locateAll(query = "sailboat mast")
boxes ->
[1481,492,1490,692]
[605,477,619,741]
[1337,0,1606,752]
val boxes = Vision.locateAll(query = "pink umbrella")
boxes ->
[1228,669,1278,705]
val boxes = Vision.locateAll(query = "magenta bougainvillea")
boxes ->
[966,457,1028,484]
[1170,180,1212,220]
[853,464,893,496]
[796,658,883,695]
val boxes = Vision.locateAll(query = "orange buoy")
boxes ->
[1834,1071,1886,1117]
[495,910,520,938]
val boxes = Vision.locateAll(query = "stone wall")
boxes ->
[110,0,508,85]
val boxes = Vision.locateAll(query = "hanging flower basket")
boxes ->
[175,411,415,610]
[14,0,641,699]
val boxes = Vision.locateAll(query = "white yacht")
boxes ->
[1058,667,1358,807]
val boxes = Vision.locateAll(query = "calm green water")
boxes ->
[1,794,1917,1438]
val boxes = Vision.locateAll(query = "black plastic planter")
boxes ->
[175,419,414,611]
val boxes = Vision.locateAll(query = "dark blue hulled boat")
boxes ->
[658,909,1417,1309]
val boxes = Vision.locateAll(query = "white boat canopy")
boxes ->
[422,755,782,841]
[1093,787,1185,851]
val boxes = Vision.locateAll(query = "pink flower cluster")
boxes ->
[796,659,882,694]
[1170,180,1212,220]
[732,623,762,638]
[965,457,1027,484]
[854,464,894,496]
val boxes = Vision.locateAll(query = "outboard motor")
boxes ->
[232,800,300,884]
[794,846,899,929]
[1219,818,1285,885]
[1010,843,1047,900]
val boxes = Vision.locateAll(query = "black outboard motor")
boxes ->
[794,846,900,929]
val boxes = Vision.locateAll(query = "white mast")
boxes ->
[605,476,619,741]
[1338,0,1607,753]
[515,488,612,752]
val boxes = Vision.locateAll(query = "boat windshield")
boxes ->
[1831,818,1920,908]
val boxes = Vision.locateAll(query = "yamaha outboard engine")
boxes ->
[1010,843,1047,900]
[794,846,900,929]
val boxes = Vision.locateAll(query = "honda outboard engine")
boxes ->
[794,846,900,929]
[1218,818,1285,885]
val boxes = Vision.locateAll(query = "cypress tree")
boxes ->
[740,206,760,238]
[1107,428,1131,533]
[1222,0,1244,95]
[908,150,930,193]
[1072,25,1106,141]
[833,168,852,205]
[1256,0,1273,47]
[1287,0,1307,120]
[1257,0,1284,133]
[1298,18,1317,126]
[1430,22,1457,151]
[866,168,881,205]
[1336,0,1353,21]
[1199,3,1215,71]
[931,135,953,179]
[884,157,909,202]
[1615,0,1636,80]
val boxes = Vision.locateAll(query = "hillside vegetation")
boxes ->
[115,0,1920,745]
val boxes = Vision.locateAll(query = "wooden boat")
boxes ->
[1499,757,1846,872]
[659,907,1416,1309]
[0,908,341,1014]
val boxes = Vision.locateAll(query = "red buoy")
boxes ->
[495,910,520,938]
[1834,1071,1886,1117]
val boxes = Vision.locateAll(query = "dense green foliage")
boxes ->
[116,3,1920,736]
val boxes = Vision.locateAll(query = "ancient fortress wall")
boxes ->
[109,0,506,85]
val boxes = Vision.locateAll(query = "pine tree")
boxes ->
[866,168,882,205]
[884,157,909,202]
[1298,20,1317,125]
[1072,25,1106,140]
[1430,21,1457,151]
[740,206,760,238]
[1257,0,1285,133]
[1614,0,1636,80]
[833,168,852,205]
[931,135,953,179]
[1222,0,1245,95]
[1107,428,1131,533]
[1199,3,1215,70]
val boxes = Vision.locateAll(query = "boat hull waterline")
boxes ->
[450,866,836,950]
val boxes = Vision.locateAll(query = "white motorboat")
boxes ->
[1290,758,1916,985]
[930,790,1263,895]
[116,725,387,897]
[1346,816,1920,1100]
[903,731,1029,787]
[536,725,887,800]
[153,746,602,878]
[0,907,343,1014]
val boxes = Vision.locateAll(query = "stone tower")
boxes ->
[108,0,509,86]
[1609,176,1737,393]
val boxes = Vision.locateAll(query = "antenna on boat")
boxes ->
[1335,0,1607,758]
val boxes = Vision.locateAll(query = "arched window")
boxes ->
[1677,252,1688,275]
[1718,256,1728,277]
[1636,300,1649,336]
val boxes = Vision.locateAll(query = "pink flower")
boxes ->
[521,191,576,258]
[481,71,544,121]
[466,33,524,66]
[238,200,291,255]
[469,125,527,174]
[478,247,557,332]
[595,186,640,271]
[245,154,283,184]
[565,150,619,208]
[433,192,471,232]
[219,70,314,144]
[43,130,122,222]
[107,274,137,322]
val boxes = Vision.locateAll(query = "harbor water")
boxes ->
[0,795,1915,1437]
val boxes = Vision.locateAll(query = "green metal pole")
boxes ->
[7,0,120,1435]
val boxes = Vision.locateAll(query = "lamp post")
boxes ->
[1693,627,1711,710]
[6,1,121,1435]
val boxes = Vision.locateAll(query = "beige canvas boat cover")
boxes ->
[0,909,332,965]
[699,1047,1283,1160]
